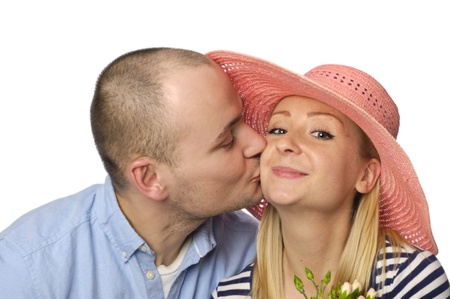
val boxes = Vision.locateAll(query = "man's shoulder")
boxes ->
[0,183,102,256]
[212,209,259,232]
[208,210,259,251]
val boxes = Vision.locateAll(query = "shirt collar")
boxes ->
[94,176,219,265]
[95,176,145,263]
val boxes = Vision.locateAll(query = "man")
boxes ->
[0,48,265,298]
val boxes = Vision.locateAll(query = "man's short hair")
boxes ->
[91,47,212,190]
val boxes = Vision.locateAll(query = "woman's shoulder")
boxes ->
[376,237,441,270]
[211,263,254,299]
[372,237,450,298]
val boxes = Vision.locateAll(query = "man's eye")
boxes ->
[268,128,286,135]
[223,138,234,148]
[311,130,334,140]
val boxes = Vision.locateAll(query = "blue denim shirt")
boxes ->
[0,176,259,299]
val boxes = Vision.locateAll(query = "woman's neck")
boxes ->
[278,207,351,298]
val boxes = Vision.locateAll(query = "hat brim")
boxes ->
[207,50,437,254]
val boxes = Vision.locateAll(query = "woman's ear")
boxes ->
[356,158,381,194]
[128,157,168,201]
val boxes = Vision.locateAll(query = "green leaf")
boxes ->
[294,275,304,292]
[320,270,331,297]
[305,267,315,281]
[349,288,361,299]
[323,270,331,285]
[329,286,338,298]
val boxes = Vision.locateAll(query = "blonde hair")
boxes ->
[251,128,409,298]
[252,204,283,298]
[333,181,379,290]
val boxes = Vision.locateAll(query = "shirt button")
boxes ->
[147,271,155,280]
[139,245,147,252]
[150,250,155,256]
[121,251,127,258]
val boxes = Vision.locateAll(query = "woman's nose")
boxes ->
[275,133,301,154]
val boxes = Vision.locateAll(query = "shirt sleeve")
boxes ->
[211,288,218,299]
[378,249,450,298]
[210,263,254,298]
[0,238,37,298]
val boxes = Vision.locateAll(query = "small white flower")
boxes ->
[357,296,365,299]
[341,282,352,295]
[366,288,377,299]
[352,279,362,293]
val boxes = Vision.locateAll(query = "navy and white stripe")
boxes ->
[211,239,450,298]
[371,240,450,298]
[211,263,253,298]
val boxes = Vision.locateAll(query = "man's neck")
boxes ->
[116,192,203,266]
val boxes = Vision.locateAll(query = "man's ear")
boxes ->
[129,157,168,201]
[356,158,381,194]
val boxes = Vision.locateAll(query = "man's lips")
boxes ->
[271,166,307,179]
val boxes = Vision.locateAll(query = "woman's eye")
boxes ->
[268,128,287,135]
[312,130,334,140]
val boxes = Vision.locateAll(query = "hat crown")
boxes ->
[305,65,400,138]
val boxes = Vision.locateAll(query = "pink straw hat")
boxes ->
[207,50,437,254]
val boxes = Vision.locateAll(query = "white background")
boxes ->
[1,1,449,272]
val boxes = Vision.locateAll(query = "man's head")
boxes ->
[91,47,265,219]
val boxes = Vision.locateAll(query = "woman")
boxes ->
[207,51,450,298]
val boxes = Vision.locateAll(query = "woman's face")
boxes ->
[261,96,371,213]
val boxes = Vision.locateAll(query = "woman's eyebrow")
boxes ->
[307,111,344,125]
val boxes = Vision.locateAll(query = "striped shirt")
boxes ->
[211,239,450,298]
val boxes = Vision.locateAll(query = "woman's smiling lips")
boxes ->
[271,166,307,179]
